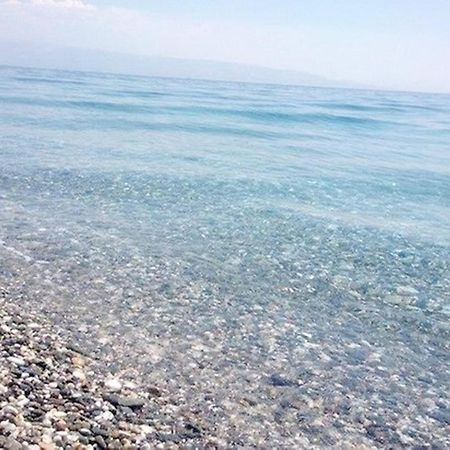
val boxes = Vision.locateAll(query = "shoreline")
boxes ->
[3,296,449,450]
[0,299,212,449]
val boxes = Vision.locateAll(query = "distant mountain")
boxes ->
[0,40,356,88]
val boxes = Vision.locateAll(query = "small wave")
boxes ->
[311,102,384,112]
[14,76,87,86]
[378,101,443,113]
[113,90,169,98]
[65,100,155,114]
[158,105,397,128]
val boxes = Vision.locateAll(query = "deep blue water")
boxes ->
[0,65,449,446]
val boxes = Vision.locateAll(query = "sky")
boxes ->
[1,0,450,93]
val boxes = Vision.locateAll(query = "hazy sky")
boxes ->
[1,0,450,92]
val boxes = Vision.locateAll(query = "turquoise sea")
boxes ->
[0,65,449,447]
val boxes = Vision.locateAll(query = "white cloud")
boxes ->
[1,0,95,10]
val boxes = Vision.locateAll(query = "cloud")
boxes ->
[1,0,95,10]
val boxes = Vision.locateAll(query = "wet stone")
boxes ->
[103,394,146,409]
[429,409,450,425]
[147,386,161,397]
[269,374,296,387]
[5,437,22,450]
[95,435,108,448]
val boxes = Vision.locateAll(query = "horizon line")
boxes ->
[0,59,449,97]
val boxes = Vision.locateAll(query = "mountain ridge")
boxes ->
[0,40,358,88]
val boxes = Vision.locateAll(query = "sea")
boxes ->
[0,65,449,447]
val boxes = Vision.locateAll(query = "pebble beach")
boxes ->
[0,298,215,449]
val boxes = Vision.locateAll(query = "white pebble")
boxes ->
[8,356,25,366]
[98,410,114,422]
[73,368,86,381]
[104,377,122,392]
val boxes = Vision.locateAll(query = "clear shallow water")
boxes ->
[1,65,449,447]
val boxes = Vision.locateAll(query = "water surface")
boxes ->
[1,66,449,447]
